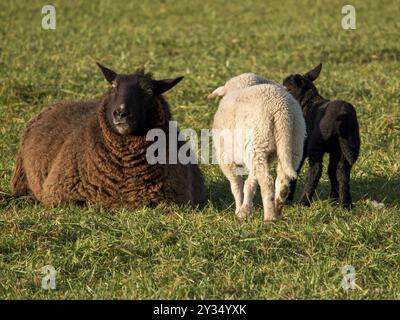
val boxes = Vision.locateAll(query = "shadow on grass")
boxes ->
[312,174,400,207]
[0,190,37,209]
[207,174,400,211]
[2,174,397,211]
[207,178,263,212]
[350,174,400,206]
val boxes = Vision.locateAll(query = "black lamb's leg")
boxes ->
[328,151,340,200]
[336,155,353,209]
[286,180,297,204]
[286,156,305,204]
[299,153,323,206]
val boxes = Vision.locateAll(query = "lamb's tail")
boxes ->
[275,107,306,179]
[336,107,360,165]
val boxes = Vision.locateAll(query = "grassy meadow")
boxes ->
[0,0,399,299]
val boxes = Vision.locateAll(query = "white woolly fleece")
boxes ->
[210,72,306,221]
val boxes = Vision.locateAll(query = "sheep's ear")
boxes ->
[153,76,184,95]
[304,63,322,82]
[207,86,226,99]
[96,62,117,84]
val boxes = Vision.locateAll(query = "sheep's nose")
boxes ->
[118,111,130,119]
[114,104,130,119]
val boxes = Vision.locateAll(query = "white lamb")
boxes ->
[209,73,306,222]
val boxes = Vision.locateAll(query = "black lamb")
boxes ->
[283,63,360,208]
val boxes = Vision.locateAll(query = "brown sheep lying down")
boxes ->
[11,63,206,208]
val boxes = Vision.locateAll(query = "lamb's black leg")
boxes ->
[299,154,323,206]
[336,156,352,209]
[286,180,297,204]
[328,151,340,199]
[286,156,305,204]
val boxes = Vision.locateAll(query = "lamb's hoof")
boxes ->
[236,207,251,220]
[329,193,339,200]
[299,198,311,207]
[263,214,282,224]
[275,201,284,216]
[342,202,353,210]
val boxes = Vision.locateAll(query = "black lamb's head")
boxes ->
[282,63,322,108]
[97,62,183,136]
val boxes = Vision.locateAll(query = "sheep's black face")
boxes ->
[106,75,155,135]
[97,63,183,136]
[283,63,322,109]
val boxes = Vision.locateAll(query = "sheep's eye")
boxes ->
[145,88,153,95]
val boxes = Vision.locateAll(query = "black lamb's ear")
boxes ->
[96,62,117,84]
[153,76,184,95]
[304,63,322,82]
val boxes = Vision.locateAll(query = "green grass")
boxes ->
[0,0,399,299]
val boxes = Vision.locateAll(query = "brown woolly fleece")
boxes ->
[11,91,206,208]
